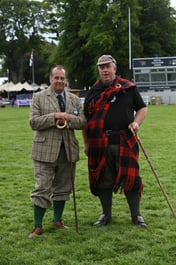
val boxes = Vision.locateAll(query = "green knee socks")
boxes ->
[34,204,46,228]
[34,201,65,227]
[53,200,65,223]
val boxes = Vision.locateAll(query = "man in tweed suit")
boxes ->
[29,65,86,238]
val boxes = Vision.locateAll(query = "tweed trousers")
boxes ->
[30,146,76,208]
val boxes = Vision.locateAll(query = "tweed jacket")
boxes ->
[30,86,86,163]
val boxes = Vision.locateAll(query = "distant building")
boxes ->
[132,56,176,91]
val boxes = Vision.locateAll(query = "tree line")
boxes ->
[0,0,176,88]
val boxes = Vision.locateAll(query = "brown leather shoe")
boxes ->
[53,221,69,229]
[28,227,43,239]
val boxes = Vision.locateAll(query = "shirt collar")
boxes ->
[54,91,65,98]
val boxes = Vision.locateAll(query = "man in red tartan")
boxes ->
[82,55,148,228]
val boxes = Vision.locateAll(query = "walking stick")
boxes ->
[131,128,176,219]
[66,123,79,233]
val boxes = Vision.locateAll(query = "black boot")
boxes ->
[132,215,147,229]
[93,189,112,226]
[93,214,112,226]
[125,191,147,229]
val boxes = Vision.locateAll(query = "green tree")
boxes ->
[46,0,176,88]
[137,0,176,57]
[23,41,56,85]
[48,0,141,87]
[0,0,54,84]
[48,0,94,89]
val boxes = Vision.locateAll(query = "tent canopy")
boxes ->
[0,82,41,92]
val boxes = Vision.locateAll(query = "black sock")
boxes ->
[125,191,140,217]
[98,189,112,218]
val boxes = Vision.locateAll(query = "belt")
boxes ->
[105,130,121,137]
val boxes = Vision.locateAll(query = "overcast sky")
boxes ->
[170,0,176,8]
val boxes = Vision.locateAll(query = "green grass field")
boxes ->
[0,105,176,265]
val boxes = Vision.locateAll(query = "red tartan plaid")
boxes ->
[86,77,143,196]
[113,131,143,197]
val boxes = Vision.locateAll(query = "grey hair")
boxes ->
[50,65,66,77]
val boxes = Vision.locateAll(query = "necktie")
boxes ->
[57,94,65,112]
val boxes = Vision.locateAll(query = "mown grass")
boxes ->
[0,104,176,265]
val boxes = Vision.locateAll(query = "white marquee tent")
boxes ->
[0,82,43,92]
[0,81,15,92]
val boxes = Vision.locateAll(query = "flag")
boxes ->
[29,50,33,67]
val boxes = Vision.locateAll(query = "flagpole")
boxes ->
[29,49,35,84]
[32,56,35,84]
